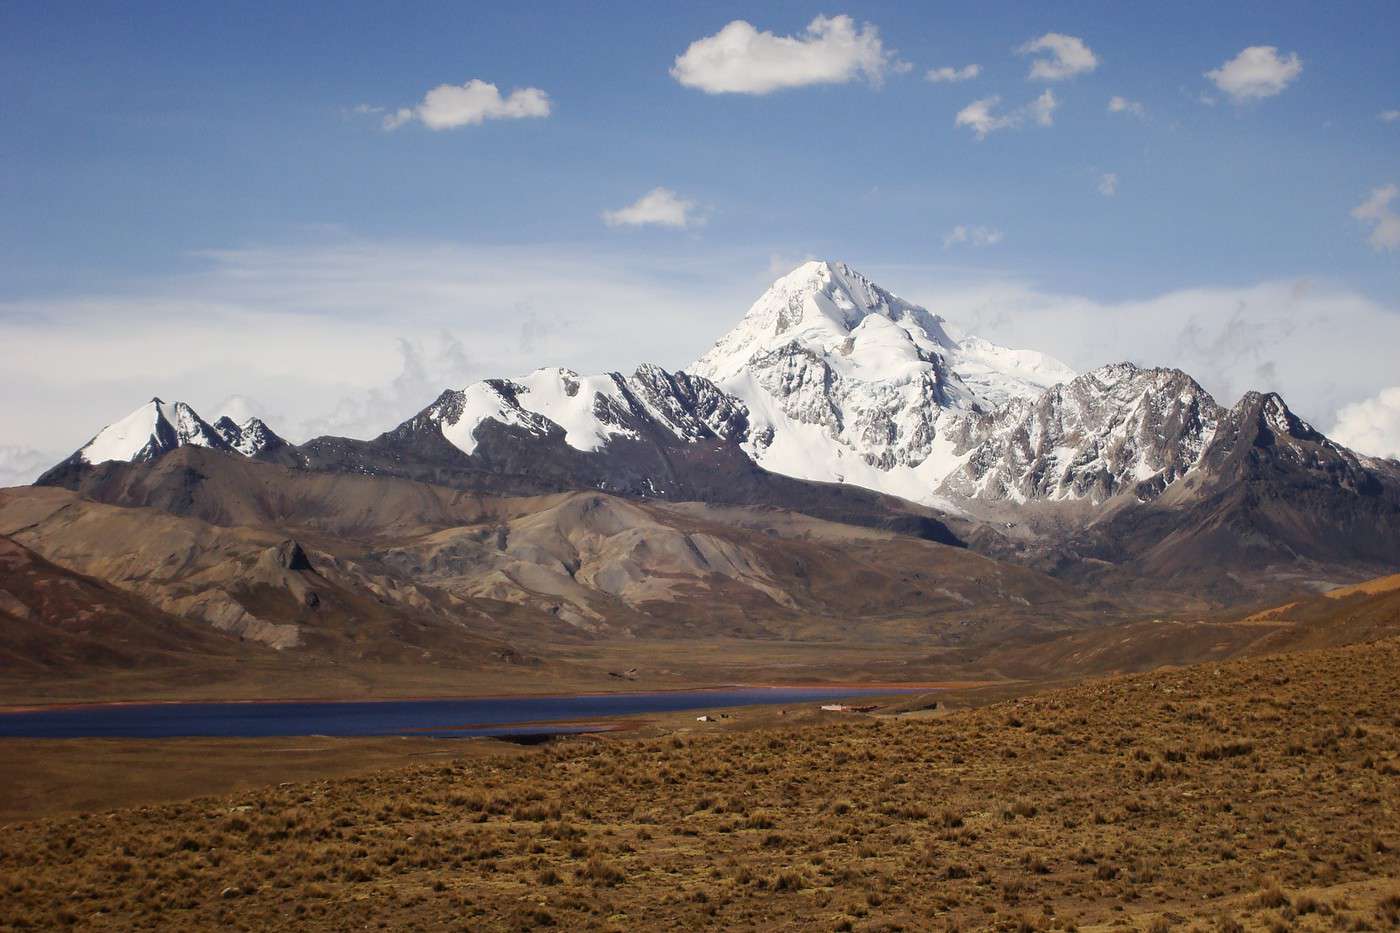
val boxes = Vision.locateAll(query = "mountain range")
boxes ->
[8,260,1400,699]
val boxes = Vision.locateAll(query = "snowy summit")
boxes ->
[67,397,286,467]
[689,260,1075,503]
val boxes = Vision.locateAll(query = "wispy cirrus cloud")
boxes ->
[1352,184,1400,252]
[1107,96,1145,117]
[943,225,1004,248]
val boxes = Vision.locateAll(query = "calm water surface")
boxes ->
[0,687,919,739]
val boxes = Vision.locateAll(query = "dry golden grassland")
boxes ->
[0,736,528,825]
[2,639,1398,931]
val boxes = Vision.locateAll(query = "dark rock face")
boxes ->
[213,416,290,458]
[1168,392,1400,568]
[274,540,313,572]
[1018,391,1400,598]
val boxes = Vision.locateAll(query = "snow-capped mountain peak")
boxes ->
[57,397,287,472]
[213,415,288,458]
[686,260,1076,505]
[694,260,956,383]
[78,398,227,465]
[693,260,1073,400]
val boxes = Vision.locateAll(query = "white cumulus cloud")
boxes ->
[927,64,980,83]
[1352,184,1400,252]
[381,78,551,130]
[602,188,700,229]
[1379,110,1399,123]
[943,225,1004,248]
[955,90,1056,139]
[1330,387,1400,460]
[1018,33,1098,81]
[955,97,1013,139]
[670,15,893,95]
[1205,46,1302,103]
[1108,95,1145,117]
[1098,173,1119,197]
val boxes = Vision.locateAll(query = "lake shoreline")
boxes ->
[0,685,954,739]
[0,679,996,716]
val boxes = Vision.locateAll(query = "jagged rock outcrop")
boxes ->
[941,363,1224,504]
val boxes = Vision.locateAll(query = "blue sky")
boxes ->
[2,1,1399,477]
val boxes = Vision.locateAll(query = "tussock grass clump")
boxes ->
[575,855,624,887]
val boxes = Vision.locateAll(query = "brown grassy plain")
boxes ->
[2,637,1398,930]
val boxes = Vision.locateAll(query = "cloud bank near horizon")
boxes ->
[3,241,1398,486]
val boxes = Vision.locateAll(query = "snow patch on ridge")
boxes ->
[79,401,169,465]
[440,382,548,456]
[437,369,644,457]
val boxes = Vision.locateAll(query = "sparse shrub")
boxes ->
[772,870,804,892]
[576,856,623,887]
[1198,741,1253,761]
